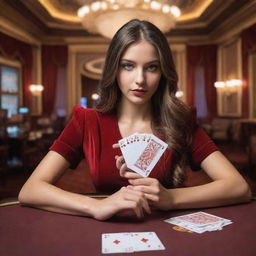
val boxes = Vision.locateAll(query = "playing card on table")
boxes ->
[118,133,168,177]
[101,232,165,254]
[101,232,133,254]
[131,232,165,252]
[164,212,232,234]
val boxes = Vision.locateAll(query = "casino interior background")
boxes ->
[0,0,256,200]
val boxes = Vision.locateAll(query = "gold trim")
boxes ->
[178,0,213,22]
[39,0,80,23]
[0,200,19,207]
[248,53,256,118]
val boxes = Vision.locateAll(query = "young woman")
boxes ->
[19,19,251,221]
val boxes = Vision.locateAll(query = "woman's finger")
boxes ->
[119,165,141,178]
[128,177,155,186]
[126,186,151,214]
[122,191,145,218]
[141,196,151,214]
[112,143,120,149]
[122,171,143,179]
[120,163,128,177]
[129,185,159,203]
[129,184,154,194]
[144,193,159,202]
[115,155,125,169]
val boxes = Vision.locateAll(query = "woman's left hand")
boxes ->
[126,173,173,211]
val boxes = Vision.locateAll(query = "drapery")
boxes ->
[41,45,68,115]
[0,32,33,108]
[187,45,217,121]
[241,23,256,118]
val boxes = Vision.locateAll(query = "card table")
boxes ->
[0,198,255,256]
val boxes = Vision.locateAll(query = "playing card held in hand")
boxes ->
[118,133,168,177]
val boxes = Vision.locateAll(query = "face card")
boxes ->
[128,135,168,177]
[101,233,133,254]
[119,134,152,167]
[119,138,139,167]
[118,133,168,177]
[131,232,165,252]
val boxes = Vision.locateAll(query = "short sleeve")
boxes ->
[190,127,219,170]
[49,105,85,169]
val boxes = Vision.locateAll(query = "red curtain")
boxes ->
[241,23,256,118]
[187,46,197,107]
[41,45,68,115]
[0,32,33,107]
[187,45,217,121]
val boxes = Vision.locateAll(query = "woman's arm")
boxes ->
[116,151,252,210]
[169,151,252,209]
[19,151,150,220]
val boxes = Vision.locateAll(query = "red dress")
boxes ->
[50,105,218,193]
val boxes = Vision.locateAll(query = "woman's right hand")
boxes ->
[91,186,151,221]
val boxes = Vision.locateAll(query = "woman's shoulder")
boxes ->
[72,105,97,114]
[71,105,100,119]
[71,105,115,123]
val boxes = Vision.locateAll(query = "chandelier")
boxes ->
[77,0,181,38]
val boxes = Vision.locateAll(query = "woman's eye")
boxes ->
[120,63,134,70]
[146,64,159,72]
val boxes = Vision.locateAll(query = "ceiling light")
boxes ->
[77,0,181,38]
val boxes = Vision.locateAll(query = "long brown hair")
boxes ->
[96,19,193,187]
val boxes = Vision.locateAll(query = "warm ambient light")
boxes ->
[91,93,100,100]
[30,84,44,93]
[214,79,242,89]
[175,90,184,98]
[77,0,181,38]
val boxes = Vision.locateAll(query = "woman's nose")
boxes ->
[135,68,145,85]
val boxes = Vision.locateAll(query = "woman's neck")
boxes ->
[117,100,154,137]
[117,100,152,123]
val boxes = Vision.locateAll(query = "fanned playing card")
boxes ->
[118,133,168,177]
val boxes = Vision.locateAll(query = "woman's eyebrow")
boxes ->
[120,59,134,63]
[120,59,160,64]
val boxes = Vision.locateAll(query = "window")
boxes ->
[0,65,21,118]
[194,65,207,118]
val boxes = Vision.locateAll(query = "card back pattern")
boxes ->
[134,139,162,171]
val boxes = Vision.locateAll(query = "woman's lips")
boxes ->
[131,89,147,96]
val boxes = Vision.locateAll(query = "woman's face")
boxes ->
[117,40,162,107]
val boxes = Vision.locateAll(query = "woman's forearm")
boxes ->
[19,180,151,221]
[170,179,251,210]
[18,181,97,217]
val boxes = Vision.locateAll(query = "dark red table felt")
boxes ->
[0,201,255,256]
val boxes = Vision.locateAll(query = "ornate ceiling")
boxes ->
[0,0,256,44]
